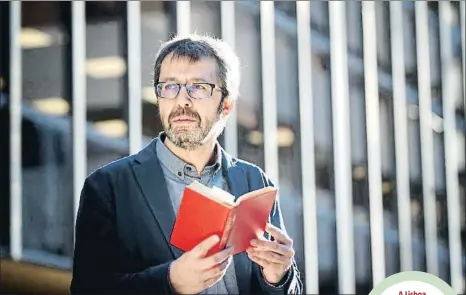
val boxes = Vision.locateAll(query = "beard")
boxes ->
[160,101,224,151]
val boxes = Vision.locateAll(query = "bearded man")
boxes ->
[70,34,303,295]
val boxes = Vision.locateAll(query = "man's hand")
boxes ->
[169,235,233,294]
[246,223,294,284]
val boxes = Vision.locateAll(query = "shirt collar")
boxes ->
[155,132,222,181]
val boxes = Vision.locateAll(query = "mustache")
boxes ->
[168,107,201,122]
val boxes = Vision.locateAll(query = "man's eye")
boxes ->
[164,84,178,90]
[192,84,207,90]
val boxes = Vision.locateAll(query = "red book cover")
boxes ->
[228,189,277,255]
[170,181,277,256]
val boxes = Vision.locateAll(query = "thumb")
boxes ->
[190,235,220,258]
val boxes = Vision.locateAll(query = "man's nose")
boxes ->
[175,85,192,107]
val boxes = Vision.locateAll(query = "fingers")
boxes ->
[190,235,220,258]
[201,246,234,269]
[247,251,277,269]
[265,223,292,247]
[248,225,295,273]
[199,256,232,290]
[201,255,232,281]
[250,239,294,258]
[246,247,290,264]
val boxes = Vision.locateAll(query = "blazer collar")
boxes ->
[132,137,252,293]
[132,139,184,258]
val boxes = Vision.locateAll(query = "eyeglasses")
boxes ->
[155,82,223,100]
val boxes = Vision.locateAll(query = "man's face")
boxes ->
[157,54,227,150]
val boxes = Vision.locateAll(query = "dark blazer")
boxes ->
[70,138,303,294]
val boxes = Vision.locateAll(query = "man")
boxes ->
[70,34,303,295]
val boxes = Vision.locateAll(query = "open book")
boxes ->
[170,181,278,256]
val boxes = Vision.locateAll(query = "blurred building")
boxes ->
[0,1,465,294]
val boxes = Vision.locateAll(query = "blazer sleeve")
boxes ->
[248,166,304,295]
[70,169,174,295]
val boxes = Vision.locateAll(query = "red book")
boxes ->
[170,181,277,256]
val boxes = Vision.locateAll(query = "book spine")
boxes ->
[219,208,236,249]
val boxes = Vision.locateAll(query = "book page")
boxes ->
[210,186,236,206]
[188,181,235,206]
[237,186,277,203]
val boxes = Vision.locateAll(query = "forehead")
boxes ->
[159,53,219,83]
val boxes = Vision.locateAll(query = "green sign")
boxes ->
[370,271,457,295]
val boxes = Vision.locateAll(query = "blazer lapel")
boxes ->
[222,152,252,295]
[132,140,183,258]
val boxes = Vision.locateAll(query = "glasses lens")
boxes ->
[156,83,214,99]
[157,83,179,99]
[188,83,213,99]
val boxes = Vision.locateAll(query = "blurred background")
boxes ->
[0,1,465,294]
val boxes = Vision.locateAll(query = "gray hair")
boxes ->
[153,33,241,100]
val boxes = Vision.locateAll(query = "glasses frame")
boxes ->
[155,82,225,100]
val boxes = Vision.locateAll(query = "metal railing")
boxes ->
[8,1,465,294]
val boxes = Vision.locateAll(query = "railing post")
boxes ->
[439,2,464,293]
[296,1,319,293]
[176,2,191,36]
[127,1,142,154]
[71,0,87,233]
[260,1,278,184]
[362,1,386,286]
[389,1,413,272]
[221,1,238,158]
[10,0,22,261]
[415,1,438,276]
[328,2,355,293]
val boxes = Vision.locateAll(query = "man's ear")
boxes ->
[221,98,236,116]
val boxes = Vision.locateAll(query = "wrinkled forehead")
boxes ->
[159,52,220,85]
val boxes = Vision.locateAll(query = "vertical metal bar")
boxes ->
[328,2,355,293]
[296,1,318,293]
[221,1,238,158]
[462,1,466,113]
[389,1,413,272]
[415,1,438,276]
[362,1,385,286]
[72,0,87,229]
[438,2,463,293]
[176,1,190,36]
[9,0,22,261]
[127,1,142,154]
[260,1,278,184]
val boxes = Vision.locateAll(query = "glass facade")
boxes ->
[1,1,465,294]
